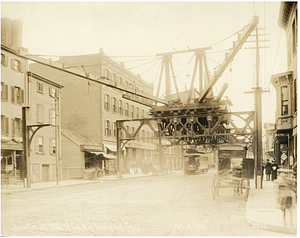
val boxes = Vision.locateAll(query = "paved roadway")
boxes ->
[1,170,284,236]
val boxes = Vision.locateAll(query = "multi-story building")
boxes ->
[1,17,64,185]
[270,2,297,170]
[27,72,63,183]
[30,48,155,176]
[1,17,27,184]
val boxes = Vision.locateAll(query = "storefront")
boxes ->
[1,137,23,184]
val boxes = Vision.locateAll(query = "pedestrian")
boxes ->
[271,159,278,181]
[261,159,266,181]
[265,159,272,181]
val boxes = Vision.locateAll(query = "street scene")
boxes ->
[1,1,297,237]
[1,171,285,236]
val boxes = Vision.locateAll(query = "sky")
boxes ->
[1,1,288,124]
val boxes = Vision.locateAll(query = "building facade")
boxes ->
[271,2,297,170]
[30,48,155,175]
[1,18,27,184]
[27,72,63,183]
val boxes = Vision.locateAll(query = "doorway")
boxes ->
[42,165,50,182]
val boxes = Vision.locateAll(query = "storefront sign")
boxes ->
[1,143,23,150]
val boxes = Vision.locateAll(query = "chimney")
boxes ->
[120,62,125,68]
[12,19,23,47]
[1,17,12,46]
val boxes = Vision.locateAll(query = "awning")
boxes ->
[104,144,125,152]
[90,151,116,160]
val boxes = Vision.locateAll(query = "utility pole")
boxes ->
[245,26,270,189]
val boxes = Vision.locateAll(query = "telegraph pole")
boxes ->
[245,26,270,189]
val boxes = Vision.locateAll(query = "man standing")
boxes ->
[271,159,279,181]
[265,159,272,181]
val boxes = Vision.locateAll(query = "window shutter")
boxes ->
[5,117,9,135]
[11,86,15,103]
[4,84,8,101]
[11,118,15,136]
[20,89,24,103]
[36,137,39,153]
[4,55,8,66]
[11,58,15,70]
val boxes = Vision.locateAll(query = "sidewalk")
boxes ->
[1,170,180,194]
[245,180,297,235]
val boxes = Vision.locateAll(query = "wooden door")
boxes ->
[42,165,50,182]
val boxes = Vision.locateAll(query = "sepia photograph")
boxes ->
[1,1,297,236]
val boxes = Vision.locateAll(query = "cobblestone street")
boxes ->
[2,171,283,236]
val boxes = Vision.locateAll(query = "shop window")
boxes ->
[1,82,8,101]
[1,115,9,136]
[112,97,117,112]
[37,81,43,93]
[104,94,110,110]
[281,86,289,115]
[50,138,56,155]
[105,120,111,136]
[50,108,55,126]
[11,59,23,72]
[36,136,45,154]
[118,100,123,114]
[37,104,44,123]
[125,103,129,116]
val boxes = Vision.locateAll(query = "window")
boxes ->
[112,74,116,82]
[126,126,130,136]
[50,138,56,155]
[49,87,57,98]
[131,105,134,118]
[119,77,123,85]
[132,127,135,135]
[36,136,44,154]
[112,97,117,112]
[292,17,297,53]
[1,53,8,66]
[125,103,129,116]
[147,131,150,143]
[37,81,43,93]
[37,104,44,123]
[126,81,129,87]
[118,100,123,114]
[104,94,110,110]
[1,115,9,136]
[50,108,55,126]
[142,130,145,142]
[104,69,110,80]
[281,86,289,115]
[141,109,144,118]
[136,107,139,119]
[1,82,8,101]
[12,118,22,137]
[113,122,116,137]
[105,120,111,136]
[11,59,22,72]
[11,86,24,104]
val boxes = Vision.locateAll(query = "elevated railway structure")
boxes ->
[115,16,259,177]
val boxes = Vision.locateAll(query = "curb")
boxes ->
[244,216,297,235]
[1,172,170,195]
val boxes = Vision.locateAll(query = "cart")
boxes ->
[212,144,254,201]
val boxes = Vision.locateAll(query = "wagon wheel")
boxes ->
[212,174,218,199]
[245,179,250,201]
